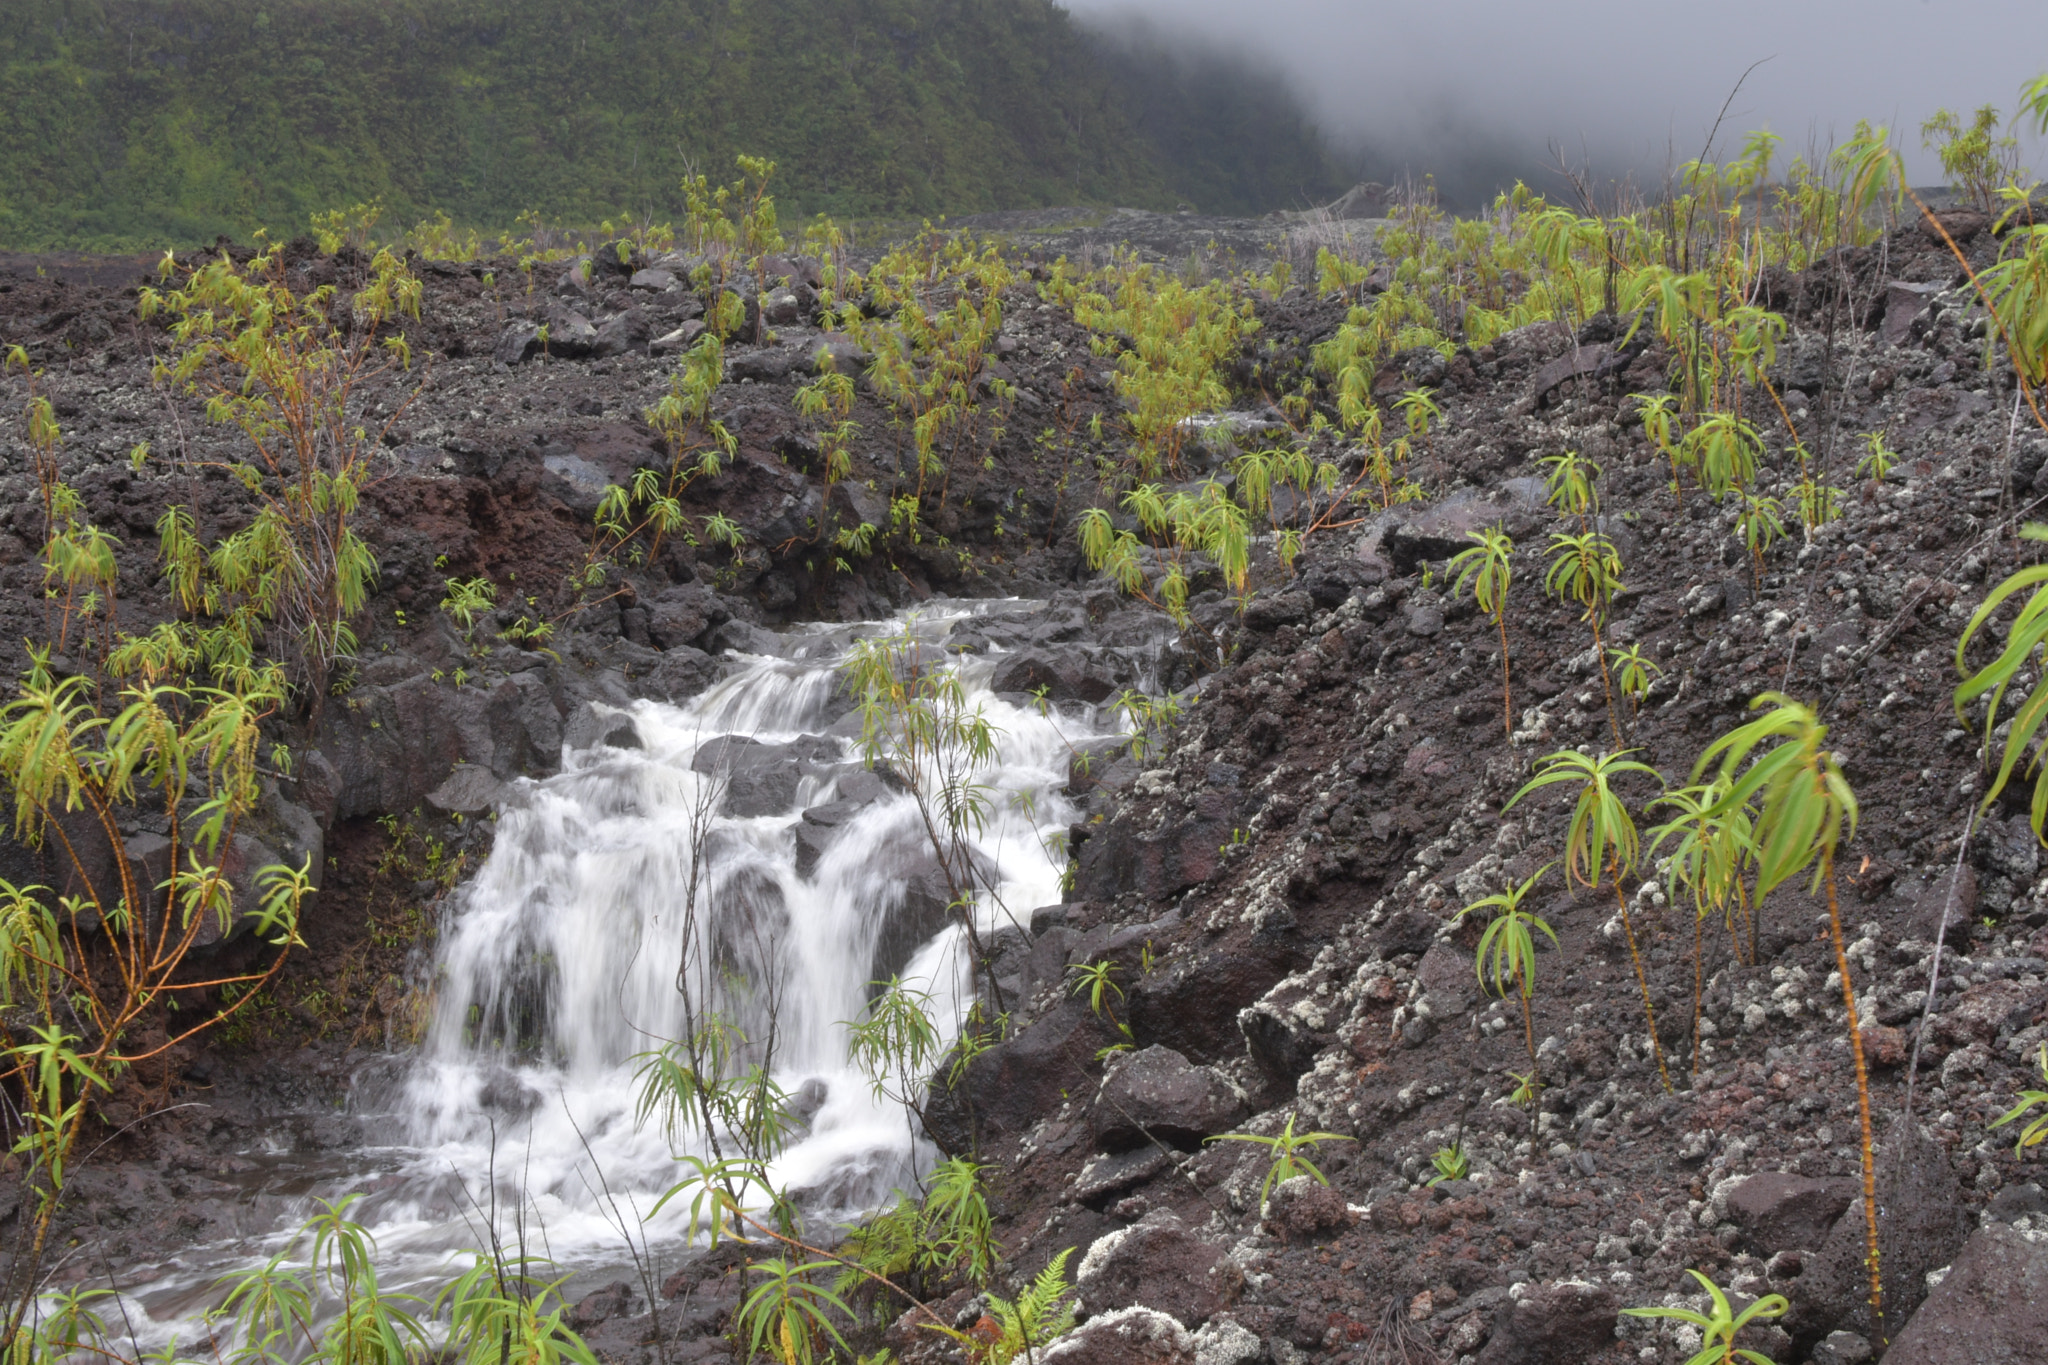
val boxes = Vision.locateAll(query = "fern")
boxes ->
[926,1248,1078,1365]
[995,1249,1080,1358]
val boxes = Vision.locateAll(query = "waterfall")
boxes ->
[110,601,1114,1342]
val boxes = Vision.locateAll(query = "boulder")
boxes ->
[629,268,677,292]
[690,734,835,817]
[651,320,708,355]
[542,306,598,355]
[1065,737,1133,797]
[1414,939,1478,1018]
[153,826,310,949]
[990,647,1126,705]
[316,669,565,822]
[826,479,889,534]
[494,320,542,365]
[1909,865,1978,950]
[1939,977,2047,1045]
[759,290,804,325]
[1239,985,1330,1091]
[1472,1281,1618,1365]
[1883,1221,2048,1364]
[1403,604,1444,636]
[1019,924,1081,1006]
[1535,333,1648,403]
[646,583,727,651]
[1072,1147,1171,1207]
[1188,1317,1264,1365]
[868,850,968,988]
[659,1240,752,1299]
[555,258,597,296]
[591,308,651,357]
[1987,1182,2048,1222]
[568,1281,636,1329]
[729,347,799,383]
[1881,281,1943,346]
[1783,1118,1972,1352]
[1372,907,1443,957]
[1263,1174,1351,1240]
[1240,590,1311,632]
[1090,1046,1246,1151]
[1724,1171,1859,1256]
[791,822,832,879]
[793,799,874,878]
[1811,1331,1874,1365]
[540,452,614,515]
[805,335,874,376]
[561,702,642,754]
[1042,1307,1195,1365]
[1377,479,1549,575]
[786,794,876,871]
[426,763,510,815]
[1076,1209,1221,1327]
[1927,209,1988,243]
[923,1000,1115,1154]
[1073,790,1237,903]
[637,647,727,703]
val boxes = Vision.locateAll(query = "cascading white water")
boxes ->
[110,602,1115,1344]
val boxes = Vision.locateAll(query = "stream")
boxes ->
[100,601,1134,1352]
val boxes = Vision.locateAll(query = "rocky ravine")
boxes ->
[4,205,2048,1365]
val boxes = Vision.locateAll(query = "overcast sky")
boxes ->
[1067,0,2047,204]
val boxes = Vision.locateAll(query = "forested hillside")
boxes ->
[0,0,1346,250]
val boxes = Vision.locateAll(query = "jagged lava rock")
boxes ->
[1076,1208,1223,1327]
[1090,1045,1246,1151]
[1883,1219,2048,1364]
[1783,1118,1972,1352]
[922,1000,1114,1153]
[1263,1173,1352,1240]
[1042,1306,1195,1364]
[1472,1280,1619,1365]
[1724,1171,1860,1256]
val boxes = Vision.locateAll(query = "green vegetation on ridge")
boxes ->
[0,0,1346,252]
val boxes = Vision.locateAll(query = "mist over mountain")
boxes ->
[1079,16,1348,214]
[0,0,1341,251]
[1068,0,2048,206]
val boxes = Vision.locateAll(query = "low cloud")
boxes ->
[1068,0,2048,206]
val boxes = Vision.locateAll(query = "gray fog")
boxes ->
[1067,0,2047,206]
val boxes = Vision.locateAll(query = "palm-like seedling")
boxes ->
[1955,524,2048,837]
[1649,781,1758,1081]
[1680,412,1762,498]
[1454,866,1555,1135]
[1540,450,1600,528]
[1508,749,1672,1091]
[1989,1043,2048,1160]
[1856,432,1897,482]
[1793,473,1843,538]
[1735,491,1785,590]
[1394,386,1446,449]
[1449,527,1516,736]
[1609,643,1662,729]
[1208,1115,1353,1208]
[1694,694,1876,1328]
[1545,531,1627,746]
[1633,392,1686,501]
[1623,1269,1788,1365]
